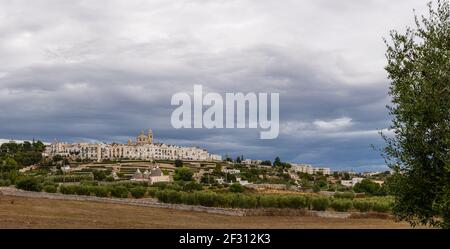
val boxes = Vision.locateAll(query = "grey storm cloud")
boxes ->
[0,0,430,171]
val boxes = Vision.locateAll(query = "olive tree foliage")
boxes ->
[382,0,450,228]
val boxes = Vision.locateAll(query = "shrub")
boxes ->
[105,176,115,182]
[284,195,310,209]
[353,200,373,212]
[194,191,219,207]
[183,181,203,192]
[130,186,147,198]
[92,170,107,181]
[0,179,11,186]
[236,195,257,209]
[173,167,193,181]
[110,186,129,198]
[372,202,391,213]
[258,195,279,208]
[74,185,91,196]
[91,186,109,197]
[229,183,245,193]
[311,197,330,211]
[166,190,183,203]
[147,187,157,198]
[42,184,57,193]
[334,191,355,200]
[59,185,78,194]
[15,177,42,192]
[42,181,58,193]
[46,174,94,183]
[180,191,198,205]
[330,199,353,212]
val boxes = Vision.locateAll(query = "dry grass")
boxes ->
[0,196,419,229]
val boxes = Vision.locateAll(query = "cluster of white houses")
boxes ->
[44,129,222,162]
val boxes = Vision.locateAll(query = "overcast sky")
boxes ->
[0,0,431,171]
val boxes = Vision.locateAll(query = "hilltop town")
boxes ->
[0,129,391,198]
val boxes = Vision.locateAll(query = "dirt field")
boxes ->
[0,196,419,229]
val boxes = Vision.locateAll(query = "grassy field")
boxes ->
[0,196,420,229]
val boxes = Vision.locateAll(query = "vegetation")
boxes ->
[174,159,183,168]
[229,183,245,193]
[173,167,193,181]
[130,186,147,198]
[382,0,450,228]
[353,179,385,196]
[15,177,42,192]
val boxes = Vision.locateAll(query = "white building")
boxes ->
[45,129,222,162]
[341,177,364,187]
[131,166,171,184]
[222,168,241,174]
[242,159,262,165]
[291,164,331,175]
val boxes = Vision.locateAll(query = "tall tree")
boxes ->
[383,0,450,228]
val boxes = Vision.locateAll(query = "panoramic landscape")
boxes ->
[0,0,448,234]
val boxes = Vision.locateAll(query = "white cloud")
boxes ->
[314,117,353,130]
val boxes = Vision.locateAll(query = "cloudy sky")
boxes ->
[0,0,430,171]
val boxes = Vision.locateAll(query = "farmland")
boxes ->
[0,195,418,229]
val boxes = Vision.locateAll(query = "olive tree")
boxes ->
[383,0,450,228]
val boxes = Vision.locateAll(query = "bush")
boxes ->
[91,186,109,197]
[59,185,78,194]
[46,174,94,183]
[334,191,355,200]
[180,191,199,205]
[229,183,245,193]
[173,167,193,181]
[0,179,11,186]
[282,195,310,209]
[330,199,353,212]
[353,200,373,212]
[105,176,115,182]
[194,191,219,207]
[74,185,91,196]
[183,181,203,192]
[110,186,129,198]
[236,195,257,209]
[15,177,42,192]
[42,184,57,193]
[258,195,279,208]
[92,170,107,181]
[311,197,330,211]
[42,181,58,193]
[130,186,147,198]
[372,202,391,213]
[147,187,158,197]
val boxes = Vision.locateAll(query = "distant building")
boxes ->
[236,177,250,185]
[341,177,364,187]
[242,159,262,165]
[44,129,222,162]
[131,166,171,184]
[291,164,331,175]
[222,168,241,174]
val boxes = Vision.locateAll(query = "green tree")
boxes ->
[173,167,193,181]
[229,183,245,193]
[261,160,272,166]
[353,179,382,196]
[273,157,282,167]
[382,1,450,228]
[174,159,183,168]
